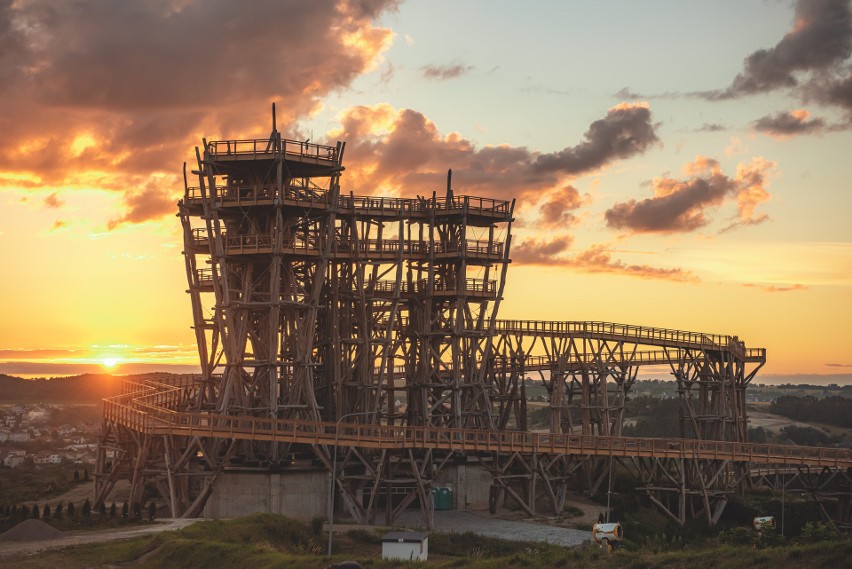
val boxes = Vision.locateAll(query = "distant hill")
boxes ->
[0,373,181,403]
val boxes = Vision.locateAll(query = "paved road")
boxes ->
[0,518,199,561]
[396,510,592,547]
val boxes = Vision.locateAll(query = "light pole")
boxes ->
[327,411,374,557]
[781,470,785,538]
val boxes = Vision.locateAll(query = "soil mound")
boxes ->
[0,519,64,542]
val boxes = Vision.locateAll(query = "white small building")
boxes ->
[381,531,428,562]
[3,450,26,468]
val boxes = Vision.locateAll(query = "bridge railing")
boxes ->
[494,320,734,349]
[103,388,852,469]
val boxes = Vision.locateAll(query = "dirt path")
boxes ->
[748,411,822,433]
[40,479,130,509]
[0,518,199,562]
[396,510,592,547]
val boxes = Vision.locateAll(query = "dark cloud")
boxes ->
[336,103,658,201]
[531,103,659,175]
[708,0,852,99]
[0,0,395,197]
[696,123,726,132]
[807,71,852,113]
[107,180,179,230]
[753,109,826,136]
[421,63,473,80]
[613,87,645,100]
[512,238,696,283]
[605,157,775,234]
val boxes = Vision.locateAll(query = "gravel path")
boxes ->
[396,510,592,548]
[0,518,200,561]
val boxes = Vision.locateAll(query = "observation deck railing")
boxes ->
[185,185,511,219]
[206,138,340,164]
[189,232,503,260]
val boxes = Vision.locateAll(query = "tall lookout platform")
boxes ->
[95,108,852,530]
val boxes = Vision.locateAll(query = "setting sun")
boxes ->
[101,357,120,370]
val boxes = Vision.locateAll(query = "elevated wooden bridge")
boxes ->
[103,380,852,470]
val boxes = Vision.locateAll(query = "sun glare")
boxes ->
[102,357,120,370]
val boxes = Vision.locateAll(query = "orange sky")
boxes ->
[0,1,850,382]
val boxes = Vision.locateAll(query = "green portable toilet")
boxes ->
[438,487,453,510]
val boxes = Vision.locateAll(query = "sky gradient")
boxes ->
[0,0,850,382]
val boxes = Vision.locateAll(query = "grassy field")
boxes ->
[0,464,89,505]
[5,513,851,569]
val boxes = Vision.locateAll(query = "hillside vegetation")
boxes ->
[0,373,153,403]
[4,513,851,569]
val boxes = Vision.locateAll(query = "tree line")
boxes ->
[769,395,852,428]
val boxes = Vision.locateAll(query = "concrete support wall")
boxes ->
[203,469,328,520]
[203,461,494,519]
[435,461,492,510]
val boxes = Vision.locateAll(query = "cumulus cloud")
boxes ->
[706,0,852,106]
[605,156,775,234]
[538,186,588,227]
[531,103,659,175]
[334,102,659,201]
[0,0,396,218]
[512,238,696,283]
[421,63,474,80]
[512,236,574,264]
[752,109,826,136]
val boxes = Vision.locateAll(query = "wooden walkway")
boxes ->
[104,386,852,470]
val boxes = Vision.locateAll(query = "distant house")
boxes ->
[34,449,53,465]
[9,431,30,443]
[3,450,26,468]
[0,428,10,442]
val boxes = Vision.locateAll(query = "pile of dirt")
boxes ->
[0,519,64,542]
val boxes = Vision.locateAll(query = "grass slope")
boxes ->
[5,513,851,569]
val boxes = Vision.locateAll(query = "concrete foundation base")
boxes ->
[202,461,493,519]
